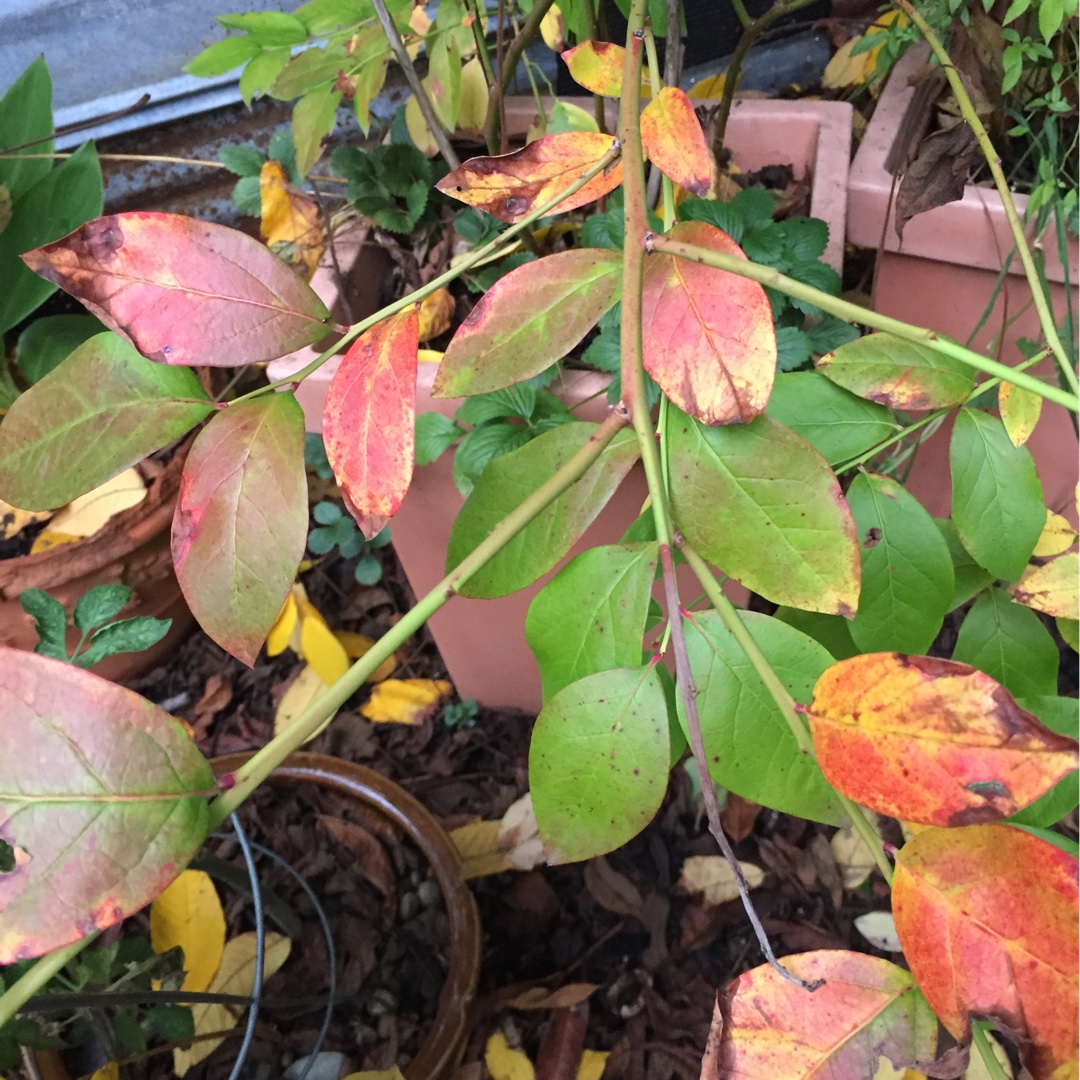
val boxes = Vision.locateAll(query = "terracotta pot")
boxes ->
[211,751,481,1080]
[0,441,195,682]
[847,43,1079,520]
[268,99,854,711]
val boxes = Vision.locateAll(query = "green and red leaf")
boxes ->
[21,212,334,366]
[0,648,214,963]
[808,653,1079,826]
[893,824,1078,1079]
[172,393,308,666]
[560,41,625,96]
[434,249,622,397]
[642,221,775,424]
[639,88,711,196]
[322,308,419,538]
[435,133,623,223]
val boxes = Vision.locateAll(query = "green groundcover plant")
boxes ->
[0,1,1077,1076]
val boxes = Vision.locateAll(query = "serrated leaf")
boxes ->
[323,309,419,537]
[434,249,622,397]
[218,144,266,178]
[415,412,462,466]
[531,666,670,863]
[76,616,171,668]
[817,332,974,409]
[893,825,1078,1080]
[73,584,132,633]
[847,473,953,653]
[216,11,308,46]
[669,411,860,615]
[809,653,1078,826]
[21,213,333,366]
[681,611,846,824]
[149,870,225,993]
[1007,551,1079,619]
[0,648,214,963]
[526,543,658,702]
[640,88,711,196]
[184,36,262,78]
[436,133,623,223]
[172,394,308,665]
[19,588,68,654]
[951,408,1045,582]
[446,424,640,598]
[561,41,625,96]
[239,48,291,106]
[642,221,776,424]
[453,422,532,496]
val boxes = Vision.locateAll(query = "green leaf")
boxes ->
[0,142,103,334]
[239,48,292,106]
[19,589,68,657]
[846,473,953,653]
[427,33,462,131]
[354,552,383,585]
[232,175,263,216]
[817,332,975,409]
[530,665,670,863]
[1006,696,1079,828]
[291,87,342,178]
[0,333,214,511]
[456,384,537,426]
[950,408,1045,582]
[680,611,846,824]
[773,607,859,660]
[147,1003,195,1043]
[76,617,172,668]
[293,0,369,34]
[216,11,309,45]
[172,394,308,666]
[677,196,746,242]
[806,315,860,356]
[934,517,993,610]
[435,250,623,397]
[953,587,1059,698]
[73,585,132,633]
[526,543,659,702]
[765,372,898,466]
[0,58,53,204]
[218,144,266,177]
[15,314,106,385]
[0,648,214,963]
[787,260,841,316]
[777,216,829,263]
[1058,617,1079,652]
[312,500,342,525]
[415,411,463,466]
[669,411,860,616]
[452,422,532,496]
[447,423,640,598]
[272,45,351,100]
[775,326,813,372]
[184,35,262,78]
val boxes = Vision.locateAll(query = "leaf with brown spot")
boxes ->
[895,123,978,238]
[1008,551,1079,620]
[259,160,325,280]
[808,653,1079,826]
[435,133,622,223]
[642,221,775,424]
[640,88,711,197]
[21,213,333,365]
[560,41,625,96]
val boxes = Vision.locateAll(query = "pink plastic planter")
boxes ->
[270,99,854,711]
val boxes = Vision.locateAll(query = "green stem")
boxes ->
[642,24,676,223]
[729,0,752,29]
[678,541,895,884]
[646,233,1080,412]
[466,0,497,87]
[0,940,91,1031]
[971,1023,1010,1080]
[894,0,1078,399]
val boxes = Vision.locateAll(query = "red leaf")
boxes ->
[808,653,1079,827]
[640,88,712,196]
[560,41,625,96]
[172,393,308,666]
[642,220,775,424]
[893,824,1078,1079]
[436,133,623,223]
[20,212,334,366]
[323,309,419,538]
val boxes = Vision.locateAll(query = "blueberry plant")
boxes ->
[0,2,1077,1076]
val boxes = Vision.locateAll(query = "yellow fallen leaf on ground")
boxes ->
[150,870,226,993]
[458,56,490,137]
[418,348,444,364]
[299,599,350,684]
[266,591,299,656]
[1034,510,1077,557]
[0,497,51,541]
[450,819,516,879]
[486,1032,535,1080]
[260,160,325,280]
[577,1050,610,1080]
[417,287,455,342]
[344,1070,406,1080]
[830,812,882,889]
[32,469,146,551]
[335,629,397,680]
[361,678,451,724]
[274,664,333,743]
[679,855,764,907]
[688,72,726,99]
[90,1065,119,1080]
[823,11,907,90]
[174,932,291,1076]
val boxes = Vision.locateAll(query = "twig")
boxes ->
[581,0,608,134]
[663,0,684,88]
[371,0,460,169]
[466,0,497,87]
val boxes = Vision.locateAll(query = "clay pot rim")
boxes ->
[210,750,481,1080]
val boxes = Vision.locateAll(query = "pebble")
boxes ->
[417,879,442,909]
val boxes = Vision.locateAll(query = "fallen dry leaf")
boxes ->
[0,497,51,541]
[509,983,598,1010]
[499,792,545,870]
[854,910,903,953]
[830,813,882,890]
[450,819,516,880]
[317,813,397,908]
[486,1031,535,1080]
[335,629,397,681]
[417,287,455,342]
[260,160,325,280]
[274,664,332,743]
[360,678,452,724]
[32,468,146,551]
[149,870,225,993]
[679,855,764,908]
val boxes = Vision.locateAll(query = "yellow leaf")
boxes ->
[679,855,764,907]
[334,630,397,681]
[450,819,515,879]
[39,468,147,543]
[406,90,440,157]
[458,56,489,137]
[174,932,291,1076]
[418,348,444,364]
[90,1065,119,1080]
[688,72,726,99]
[266,592,299,657]
[28,530,81,553]
[873,1058,926,1080]
[1007,550,1079,619]
[274,664,333,743]
[360,678,451,724]
[406,5,432,60]
[999,379,1042,447]
[343,1071,406,1080]
[823,10,907,90]
[577,1050,609,1080]
[485,1031,536,1080]
[297,597,350,684]
[540,5,565,51]
[417,287,456,342]
[1034,510,1077,557]
[150,870,226,993]
[1058,617,1079,653]
[0,498,51,541]
[260,160,325,280]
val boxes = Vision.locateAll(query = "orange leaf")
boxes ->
[561,41,625,96]
[259,160,325,280]
[641,220,775,424]
[323,309,419,539]
[1007,551,1079,620]
[893,824,1079,1079]
[417,287,455,343]
[640,88,712,197]
[704,950,937,1076]
[808,653,1079,827]
[436,133,622,223]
